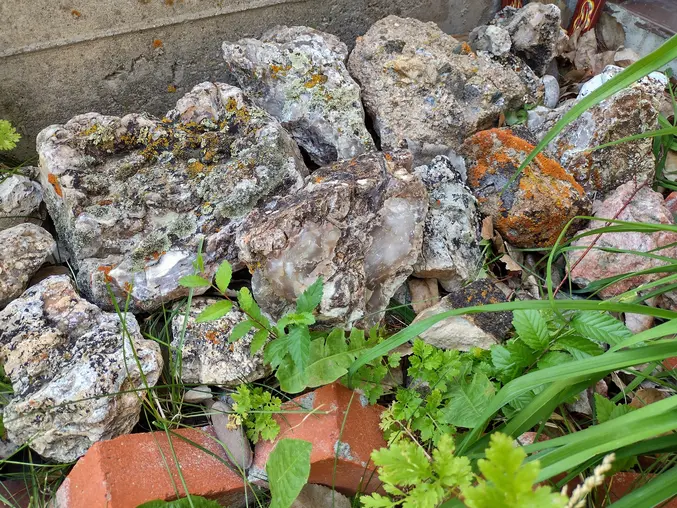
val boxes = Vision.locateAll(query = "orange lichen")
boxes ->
[153,39,163,49]
[304,74,328,89]
[47,174,63,198]
[205,330,220,345]
[187,160,207,177]
[269,64,292,78]
[97,265,114,283]
[71,9,81,18]
[123,281,133,294]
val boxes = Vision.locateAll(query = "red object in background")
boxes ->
[569,0,607,34]
[501,0,524,6]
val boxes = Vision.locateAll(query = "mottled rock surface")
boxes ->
[348,16,534,165]
[223,26,374,166]
[292,484,351,508]
[0,276,162,462]
[461,128,590,248]
[37,82,307,312]
[171,297,268,386]
[0,175,44,231]
[207,400,253,470]
[468,25,512,57]
[414,279,512,350]
[412,155,482,290]
[238,151,428,327]
[408,278,440,315]
[568,182,677,298]
[0,224,55,307]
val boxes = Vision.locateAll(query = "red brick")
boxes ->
[0,481,31,508]
[663,356,677,371]
[251,382,386,495]
[54,427,247,508]
[598,472,677,507]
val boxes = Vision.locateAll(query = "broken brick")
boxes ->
[53,427,248,508]
[251,382,386,495]
[598,472,677,507]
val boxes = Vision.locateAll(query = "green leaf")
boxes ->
[371,439,432,486]
[553,335,603,360]
[250,328,269,354]
[513,310,550,351]
[443,373,495,429]
[137,496,222,508]
[595,393,635,424]
[537,351,572,370]
[178,275,212,288]
[196,300,232,322]
[214,261,232,294]
[229,320,253,343]
[267,439,312,508]
[304,329,353,386]
[287,326,311,371]
[295,277,324,314]
[277,312,316,332]
[0,120,21,151]
[571,311,632,346]
[491,341,535,382]
[238,287,271,330]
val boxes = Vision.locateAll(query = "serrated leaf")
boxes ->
[229,320,253,343]
[287,326,311,371]
[513,309,550,351]
[238,287,271,331]
[594,393,635,424]
[267,439,312,508]
[178,275,211,288]
[371,439,432,486]
[214,261,232,294]
[553,334,603,360]
[537,351,572,370]
[277,312,315,332]
[295,277,323,314]
[250,328,269,354]
[491,341,535,382]
[571,311,632,346]
[443,374,495,429]
[196,300,232,322]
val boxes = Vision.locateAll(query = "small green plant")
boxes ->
[138,496,222,507]
[0,120,20,152]
[229,384,281,444]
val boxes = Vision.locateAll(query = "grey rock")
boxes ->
[469,25,512,57]
[664,151,677,184]
[412,156,482,291]
[183,385,213,404]
[0,224,55,307]
[414,279,512,350]
[238,151,428,328]
[490,3,566,76]
[0,275,162,462]
[208,400,253,471]
[292,484,351,508]
[37,82,307,313]
[542,74,560,108]
[578,66,667,99]
[222,26,374,166]
[408,278,439,314]
[0,175,44,231]
[614,47,640,68]
[596,12,625,52]
[171,297,268,386]
[347,16,534,165]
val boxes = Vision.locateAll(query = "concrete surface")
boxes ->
[0,0,499,160]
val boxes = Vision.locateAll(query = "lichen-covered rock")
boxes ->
[412,155,482,290]
[488,3,566,76]
[222,26,374,166]
[468,25,512,57]
[568,182,677,298]
[414,279,512,350]
[0,174,44,231]
[0,276,162,462]
[171,297,268,386]
[237,151,428,327]
[532,75,663,196]
[347,16,534,165]
[461,128,590,248]
[0,224,55,307]
[37,82,307,312]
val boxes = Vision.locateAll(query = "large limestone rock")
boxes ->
[568,182,677,298]
[347,16,534,165]
[461,128,590,248]
[414,279,513,351]
[237,151,428,328]
[0,174,44,231]
[412,155,482,291]
[171,297,268,386]
[222,26,374,166]
[0,224,55,307]
[37,82,307,312]
[0,276,162,462]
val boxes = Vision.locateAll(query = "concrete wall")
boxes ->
[0,0,498,160]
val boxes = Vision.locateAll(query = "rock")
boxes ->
[666,191,677,221]
[412,155,482,290]
[468,25,512,57]
[489,3,566,76]
[0,174,44,231]
[568,182,677,298]
[171,297,268,386]
[347,16,534,165]
[614,47,640,67]
[292,484,351,508]
[596,12,625,51]
[578,65,667,99]
[567,380,608,415]
[663,151,677,184]
[625,313,654,334]
[238,151,428,327]
[0,224,55,307]
[542,74,560,108]
[413,279,512,350]
[207,400,253,471]
[183,385,213,404]
[408,278,440,314]
[461,128,590,248]
[222,26,374,166]
[37,82,307,313]
[0,275,162,462]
